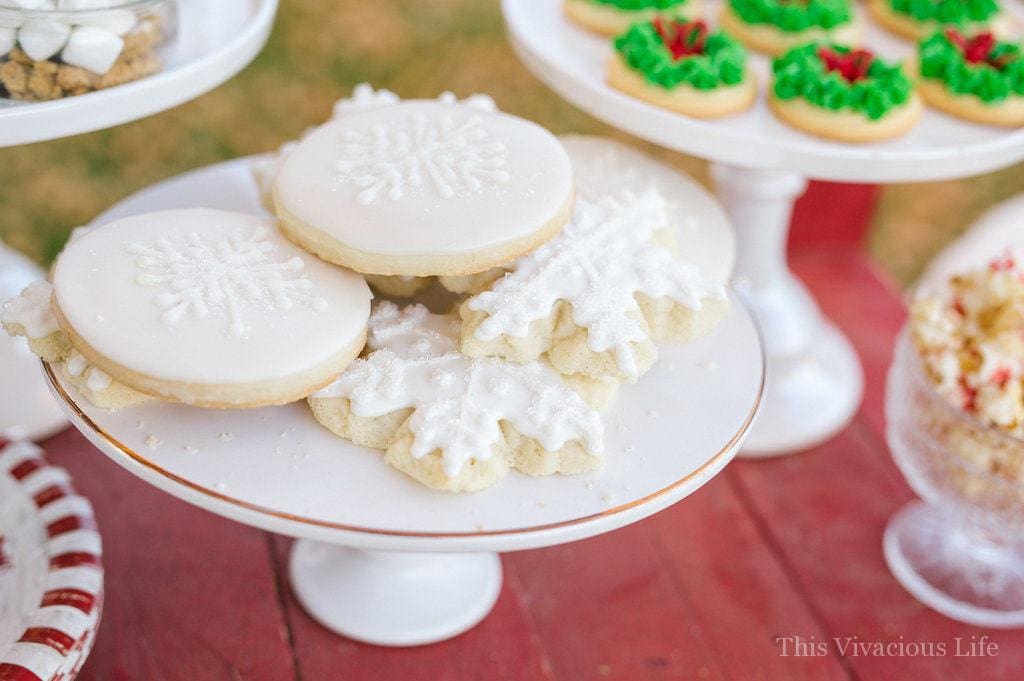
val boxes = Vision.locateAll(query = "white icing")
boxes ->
[334,112,510,205]
[126,226,328,338]
[315,302,604,477]
[468,191,726,379]
[2,280,57,338]
[275,100,572,257]
[64,350,111,392]
[332,83,401,117]
[52,208,372,385]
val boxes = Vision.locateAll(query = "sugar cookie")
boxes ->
[867,0,1014,42]
[309,302,605,492]
[770,43,922,142]
[564,0,703,37]
[608,18,757,118]
[46,208,372,408]
[273,100,575,277]
[916,30,1024,127]
[720,0,862,56]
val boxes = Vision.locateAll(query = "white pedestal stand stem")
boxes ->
[712,164,864,456]
[289,540,503,646]
[0,242,67,441]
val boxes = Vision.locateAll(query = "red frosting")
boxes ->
[946,29,996,65]
[653,18,709,60]
[817,46,875,83]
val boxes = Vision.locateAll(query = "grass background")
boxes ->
[0,0,1020,285]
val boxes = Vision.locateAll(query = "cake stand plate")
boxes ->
[45,158,764,646]
[0,0,278,147]
[502,0,1024,456]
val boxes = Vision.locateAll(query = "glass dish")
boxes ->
[0,0,177,101]
[884,328,1024,627]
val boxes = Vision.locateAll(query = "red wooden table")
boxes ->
[38,182,1024,680]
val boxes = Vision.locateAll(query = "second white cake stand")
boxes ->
[45,158,765,647]
[502,0,1024,456]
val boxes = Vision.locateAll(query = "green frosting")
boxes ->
[587,0,688,9]
[889,0,1000,26]
[729,0,852,32]
[614,21,747,91]
[919,32,1024,103]
[772,43,914,119]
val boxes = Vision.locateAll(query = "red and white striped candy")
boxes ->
[0,440,103,681]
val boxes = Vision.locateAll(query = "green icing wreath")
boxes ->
[586,0,689,9]
[919,30,1023,103]
[729,0,853,32]
[614,19,747,91]
[772,43,914,119]
[889,0,1000,26]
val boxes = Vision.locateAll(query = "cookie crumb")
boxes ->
[698,359,718,370]
[183,445,199,455]
[144,435,161,450]
[602,490,616,504]
[219,432,234,442]
[215,482,228,492]
[136,420,145,430]
[646,409,659,418]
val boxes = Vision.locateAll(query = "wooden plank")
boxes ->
[271,537,554,681]
[506,475,850,681]
[41,428,297,681]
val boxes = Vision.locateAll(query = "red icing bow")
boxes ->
[817,46,875,83]
[653,18,708,60]
[946,29,1013,69]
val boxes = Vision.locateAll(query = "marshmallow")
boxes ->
[61,24,122,73]
[56,0,110,9]
[0,10,25,30]
[77,8,135,35]
[17,19,70,60]
[15,0,57,9]
[0,26,14,55]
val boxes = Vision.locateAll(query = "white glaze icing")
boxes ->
[275,100,573,257]
[559,136,735,285]
[2,280,57,338]
[65,350,111,392]
[334,112,511,205]
[126,226,328,337]
[53,208,372,385]
[468,191,727,379]
[315,302,604,477]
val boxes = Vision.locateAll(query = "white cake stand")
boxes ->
[502,0,1024,456]
[44,158,765,646]
[0,0,277,441]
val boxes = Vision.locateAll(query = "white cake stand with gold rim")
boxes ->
[502,0,1024,456]
[44,157,765,647]
[0,0,277,441]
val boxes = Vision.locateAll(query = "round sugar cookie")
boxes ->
[51,208,372,409]
[272,100,575,278]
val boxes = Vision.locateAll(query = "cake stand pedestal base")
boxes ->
[712,164,863,457]
[289,540,503,646]
[0,242,67,441]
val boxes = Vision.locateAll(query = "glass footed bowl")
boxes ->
[884,328,1024,628]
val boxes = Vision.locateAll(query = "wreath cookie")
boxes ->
[608,18,756,118]
[916,29,1024,127]
[720,0,862,56]
[769,43,923,141]
[867,0,1013,42]
[564,0,703,36]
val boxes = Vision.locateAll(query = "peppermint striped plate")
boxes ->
[0,440,103,681]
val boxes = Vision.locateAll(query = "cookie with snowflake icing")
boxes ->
[308,302,606,492]
[720,0,862,56]
[608,18,757,118]
[38,208,372,409]
[272,99,575,278]
[916,30,1024,127]
[769,43,923,142]
[867,0,1013,42]
[459,188,730,383]
[564,0,703,36]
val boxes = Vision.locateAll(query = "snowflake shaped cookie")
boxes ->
[464,190,728,380]
[127,226,328,337]
[312,303,604,489]
[334,112,511,205]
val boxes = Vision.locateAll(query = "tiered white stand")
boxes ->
[0,0,277,440]
[501,0,1024,455]
[46,158,765,646]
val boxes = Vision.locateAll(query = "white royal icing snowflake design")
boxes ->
[126,227,328,337]
[333,112,511,205]
[468,190,726,379]
[315,302,604,477]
